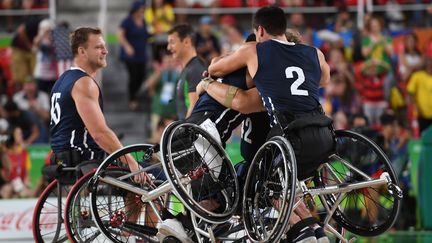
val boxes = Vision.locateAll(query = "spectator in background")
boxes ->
[379,112,415,229]
[288,13,313,45]
[167,24,207,119]
[13,80,49,143]
[361,16,393,70]
[380,112,410,177]
[326,47,361,116]
[144,52,178,140]
[144,0,174,64]
[0,126,34,198]
[385,0,405,33]
[361,16,394,99]
[195,15,221,64]
[220,25,244,55]
[52,21,74,78]
[1,0,34,32]
[398,32,423,82]
[10,15,42,91]
[3,100,39,145]
[407,57,432,134]
[118,0,149,111]
[33,19,57,94]
[357,59,389,127]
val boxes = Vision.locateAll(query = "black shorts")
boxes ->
[267,110,335,180]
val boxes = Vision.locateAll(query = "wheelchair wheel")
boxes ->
[32,179,72,243]
[65,169,121,243]
[161,122,239,223]
[161,121,239,222]
[243,136,297,243]
[90,144,166,243]
[315,130,401,236]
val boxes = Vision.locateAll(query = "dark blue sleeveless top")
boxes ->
[50,68,104,159]
[253,40,321,125]
[192,68,248,143]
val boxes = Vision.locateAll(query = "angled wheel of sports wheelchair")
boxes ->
[32,179,72,243]
[90,144,167,243]
[64,167,130,243]
[242,136,297,243]
[314,130,402,237]
[160,121,239,223]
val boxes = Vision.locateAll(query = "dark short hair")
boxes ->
[253,6,287,36]
[70,27,103,56]
[168,24,196,46]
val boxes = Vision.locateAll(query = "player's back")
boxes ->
[253,40,321,117]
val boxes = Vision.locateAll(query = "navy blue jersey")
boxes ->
[240,111,270,163]
[192,68,248,143]
[253,41,321,125]
[50,68,104,159]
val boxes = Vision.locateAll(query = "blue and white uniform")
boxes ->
[191,68,248,144]
[50,68,105,161]
[253,40,321,125]
[253,40,334,180]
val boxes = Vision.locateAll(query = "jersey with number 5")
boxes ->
[253,40,321,124]
[49,69,103,156]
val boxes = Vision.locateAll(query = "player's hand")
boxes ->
[128,162,151,184]
[196,80,205,96]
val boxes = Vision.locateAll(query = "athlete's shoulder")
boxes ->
[72,76,100,99]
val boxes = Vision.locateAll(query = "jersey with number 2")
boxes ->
[253,40,321,125]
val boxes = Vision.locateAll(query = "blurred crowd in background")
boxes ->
[0,0,432,231]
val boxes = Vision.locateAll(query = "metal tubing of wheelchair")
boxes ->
[194,227,211,241]
[297,175,390,197]
[98,175,193,202]
[117,163,162,180]
[331,155,372,180]
[171,147,196,161]
[97,176,170,202]
[325,223,348,243]
[323,163,344,184]
[324,193,345,227]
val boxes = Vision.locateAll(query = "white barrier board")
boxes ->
[0,198,38,240]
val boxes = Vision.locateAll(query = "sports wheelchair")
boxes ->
[88,118,402,243]
[242,124,403,243]
[32,160,106,243]
[88,121,246,242]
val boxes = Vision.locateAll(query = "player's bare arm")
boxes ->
[316,48,330,87]
[72,76,149,183]
[186,91,199,118]
[208,43,257,77]
[72,77,123,154]
[196,79,264,114]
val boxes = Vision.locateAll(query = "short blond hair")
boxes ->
[70,27,102,56]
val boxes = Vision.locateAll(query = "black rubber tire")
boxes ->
[65,169,124,243]
[32,179,72,243]
[315,130,401,237]
[161,122,239,223]
[242,136,297,243]
[90,144,164,243]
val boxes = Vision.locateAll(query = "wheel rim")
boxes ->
[243,137,296,242]
[161,122,239,223]
[90,144,165,243]
[317,130,401,236]
[33,179,71,243]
